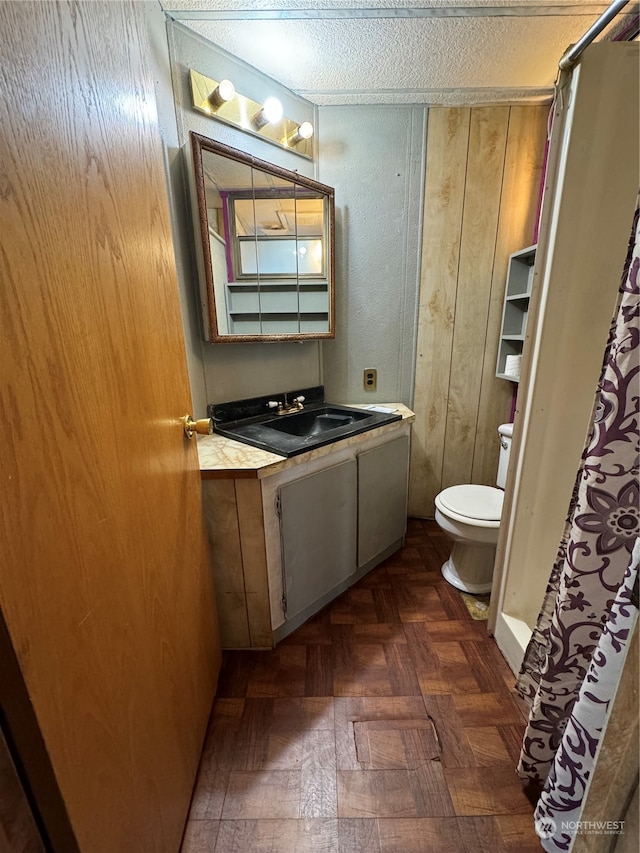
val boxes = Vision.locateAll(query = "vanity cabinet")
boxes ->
[201,422,411,648]
[496,244,536,381]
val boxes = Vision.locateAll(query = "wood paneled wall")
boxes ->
[409,106,549,518]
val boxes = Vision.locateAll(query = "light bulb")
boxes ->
[253,97,283,129]
[208,79,235,108]
[263,97,283,123]
[287,121,314,147]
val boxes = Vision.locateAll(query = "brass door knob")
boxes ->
[182,415,213,439]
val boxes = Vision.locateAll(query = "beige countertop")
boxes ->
[197,403,415,479]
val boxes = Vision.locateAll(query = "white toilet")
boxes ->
[434,423,513,594]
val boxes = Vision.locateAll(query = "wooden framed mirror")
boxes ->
[189,133,335,343]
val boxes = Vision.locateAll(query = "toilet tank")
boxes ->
[496,423,514,489]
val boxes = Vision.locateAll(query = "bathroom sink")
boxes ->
[210,388,402,458]
[262,406,370,438]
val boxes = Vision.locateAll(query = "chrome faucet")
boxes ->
[266,394,305,415]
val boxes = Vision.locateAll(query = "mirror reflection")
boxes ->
[190,133,335,342]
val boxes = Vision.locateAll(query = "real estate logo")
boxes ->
[534,817,626,839]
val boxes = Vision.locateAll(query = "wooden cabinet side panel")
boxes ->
[235,480,273,648]
[202,480,250,648]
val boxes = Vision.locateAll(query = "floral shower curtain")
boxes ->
[516,200,640,851]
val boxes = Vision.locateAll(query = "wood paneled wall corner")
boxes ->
[409,105,549,518]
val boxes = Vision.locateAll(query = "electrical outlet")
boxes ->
[363,368,377,391]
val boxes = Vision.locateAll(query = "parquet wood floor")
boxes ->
[182,520,541,852]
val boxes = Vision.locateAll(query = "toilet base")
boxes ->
[440,541,495,595]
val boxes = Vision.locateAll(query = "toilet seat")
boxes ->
[436,485,503,527]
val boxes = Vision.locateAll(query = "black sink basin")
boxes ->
[210,389,402,458]
[263,406,370,438]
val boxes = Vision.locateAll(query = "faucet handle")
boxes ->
[293,395,305,404]
[266,400,280,409]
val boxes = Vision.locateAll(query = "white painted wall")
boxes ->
[318,105,426,406]
[160,19,322,409]
[153,11,426,413]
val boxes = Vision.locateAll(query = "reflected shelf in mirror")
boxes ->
[189,133,336,343]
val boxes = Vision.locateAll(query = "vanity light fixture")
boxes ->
[253,97,284,129]
[286,121,314,147]
[189,69,314,160]
[207,78,235,109]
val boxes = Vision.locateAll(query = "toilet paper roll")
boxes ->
[504,354,522,380]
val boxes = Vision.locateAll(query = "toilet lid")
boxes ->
[438,485,503,521]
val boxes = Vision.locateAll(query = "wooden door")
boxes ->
[0,3,221,851]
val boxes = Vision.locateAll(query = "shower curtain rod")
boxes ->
[558,0,631,69]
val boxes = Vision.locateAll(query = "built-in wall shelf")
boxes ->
[496,245,536,382]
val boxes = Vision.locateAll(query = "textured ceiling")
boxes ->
[162,2,638,105]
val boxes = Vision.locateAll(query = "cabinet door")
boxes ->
[279,459,357,622]
[358,435,410,567]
